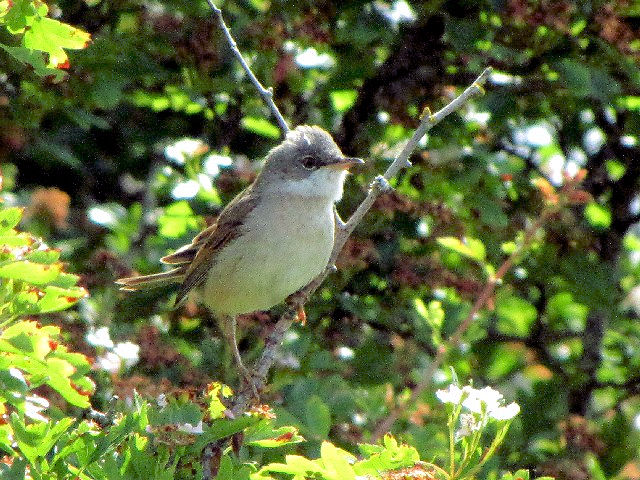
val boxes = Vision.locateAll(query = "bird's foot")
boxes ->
[285,291,307,325]
[295,305,306,325]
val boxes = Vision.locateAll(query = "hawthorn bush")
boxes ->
[2,0,640,479]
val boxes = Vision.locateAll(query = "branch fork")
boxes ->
[204,0,494,436]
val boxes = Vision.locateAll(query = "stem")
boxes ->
[455,425,482,477]
[448,412,456,478]
[204,0,289,136]
[460,423,511,479]
[423,461,451,480]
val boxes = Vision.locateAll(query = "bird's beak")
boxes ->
[325,156,365,170]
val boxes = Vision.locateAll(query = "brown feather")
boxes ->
[116,266,186,291]
[117,188,255,306]
[173,189,257,307]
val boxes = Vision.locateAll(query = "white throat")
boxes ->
[267,168,347,203]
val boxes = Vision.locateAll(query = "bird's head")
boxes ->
[256,125,364,201]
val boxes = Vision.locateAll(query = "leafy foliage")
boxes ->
[0,0,90,80]
[2,0,640,479]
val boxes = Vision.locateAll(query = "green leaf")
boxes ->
[206,382,233,420]
[34,285,87,313]
[35,417,74,457]
[330,90,358,112]
[2,0,38,34]
[0,260,61,284]
[0,207,23,233]
[584,202,612,229]
[437,236,486,263]
[244,421,304,448]
[241,116,280,139]
[413,298,444,344]
[511,470,530,480]
[0,44,65,80]
[157,201,202,238]
[304,395,331,439]
[319,441,356,480]
[355,434,419,475]
[22,16,91,67]
[193,416,258,450]
[496,293,538,337]
[25,248,60,264]
[585,453,607,480]
[149,401,202,427]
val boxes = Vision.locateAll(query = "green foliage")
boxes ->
[3,0,640,479]
[0,207,87,319]
[0,0,90,80]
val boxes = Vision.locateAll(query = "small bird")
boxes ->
[117,125,363,389]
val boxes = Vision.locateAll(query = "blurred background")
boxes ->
[2,0,640,477]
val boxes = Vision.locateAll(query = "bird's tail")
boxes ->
[116,267,186,291]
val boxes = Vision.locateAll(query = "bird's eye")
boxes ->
[301,156,317,170]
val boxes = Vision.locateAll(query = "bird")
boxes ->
[116,125,363,391]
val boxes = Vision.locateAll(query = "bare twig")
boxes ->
[370,209,554,441]
[205,0,289,135]
[229,67,494,415]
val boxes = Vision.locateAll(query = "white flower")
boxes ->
[463,386,503,413]
[172,180,200,199]
[456,413,481,440]
[178,420,204,434]
[295,48,335,69]
[157,394,168,408]
[113,342,140,369]
[96,351,122,373]
[164,138,208,164]
[437,383,521,423]
[203,154,232,176]
[86,326,114,349]
[436,384,464,404]
[490,402,520,421]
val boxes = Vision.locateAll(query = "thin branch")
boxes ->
[229,67,494,415]
[370,209,554,441]
[205,0,289,135]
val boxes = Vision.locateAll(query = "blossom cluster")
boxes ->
[436,384,520,439]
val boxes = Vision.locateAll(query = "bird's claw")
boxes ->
[285,291,307,325]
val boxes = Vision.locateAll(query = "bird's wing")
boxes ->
[173,189,257,307]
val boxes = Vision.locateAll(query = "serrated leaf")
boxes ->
[2,0,38,34]
[22,16,90,67]
[319,441,356,480]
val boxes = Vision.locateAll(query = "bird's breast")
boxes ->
[202,196,335,315]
